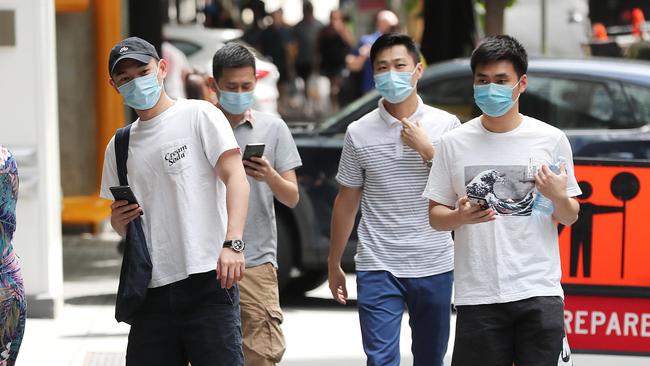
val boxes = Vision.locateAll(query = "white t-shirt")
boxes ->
[423,115,582,306]
[100,98,239,288]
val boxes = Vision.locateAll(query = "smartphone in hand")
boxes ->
[110,185,143,215]
[468,195,490,210]
[242,143,265,161]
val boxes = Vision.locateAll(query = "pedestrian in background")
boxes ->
[211,43,302,366]
[292,1,323,114]
[241,0,267,52]
[317,9,354,112]
[328,33,459,366]
[162,41,192,100]
[184,71,214,102]
[101,37,249,366]
[0,145,26,366]
[345,10,399,96]
[260,9,294,115]
[425,35,581,366]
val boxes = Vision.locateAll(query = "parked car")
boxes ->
[275,57,650,294]
[163,24,280,115]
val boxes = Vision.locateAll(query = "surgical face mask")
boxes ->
[117,65,162,110]
[218,89,254,115]
[473,79,521,117]
[373,65,419,104]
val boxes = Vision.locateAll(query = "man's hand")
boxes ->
[243,156,277,182]
[535,163,569,203]
[456,196,496,226]
[400,118,434,161]
[328,263,348,305]
[110,200,142,237]
[359,44,371,58]
[216,248,245,289]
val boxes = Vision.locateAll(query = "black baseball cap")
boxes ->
[108,37,160,76]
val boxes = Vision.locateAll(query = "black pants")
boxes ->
[126,270,243,366]
[452,296,564,366]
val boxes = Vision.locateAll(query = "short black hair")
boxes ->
[370,33,419,67]
[470,35,528,78]
[212,42,256,80]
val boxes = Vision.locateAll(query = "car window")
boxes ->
[167,39,202,57]
[520,75,640,129]
[577,141,650,160]
[419,77,477,122]
[622,84,650,124]
[320,91,379,134]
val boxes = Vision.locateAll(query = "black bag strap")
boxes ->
[115,124,132,186]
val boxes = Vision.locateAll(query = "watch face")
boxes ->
[232,239,245,251]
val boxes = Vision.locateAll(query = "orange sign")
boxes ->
[559,161,650,288]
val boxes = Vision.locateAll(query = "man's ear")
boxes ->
[413,62,424,81]
[158,58,169,79]
[108,78,120,94]
[208,76,219,93]
[519,74,528,94]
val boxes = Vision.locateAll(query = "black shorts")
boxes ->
[126,271,243,366]
[452,296,565,366]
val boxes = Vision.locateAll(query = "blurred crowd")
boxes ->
[246,3,401,117]
[164,0,408,120]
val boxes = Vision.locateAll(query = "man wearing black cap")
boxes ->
[99,37,250,366]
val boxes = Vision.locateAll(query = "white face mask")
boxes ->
[373,64,420,104]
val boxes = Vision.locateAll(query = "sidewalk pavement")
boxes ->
[16,233,650,366]
[18,232,415,366]
[18,233,128,366]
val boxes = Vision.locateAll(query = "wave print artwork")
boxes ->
[465,165,535,216]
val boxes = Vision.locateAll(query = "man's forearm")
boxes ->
[224,174,250,240]
[552,197,579,226]
[429,204,461,231]
[328,194,358,266]
[267,171,299,208]
[346,54,366,72]
[111,221,127,238]
[417,143,434,161]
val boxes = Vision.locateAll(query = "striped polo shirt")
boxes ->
[336,96,460,277]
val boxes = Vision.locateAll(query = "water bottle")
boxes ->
[532,157,567,215]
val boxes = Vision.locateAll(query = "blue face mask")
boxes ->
[218,89,254,115]
[473,80,521,117]
[373,66,418,104]
[117,66,162,110]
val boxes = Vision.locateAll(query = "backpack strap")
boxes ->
[114,124,132,186]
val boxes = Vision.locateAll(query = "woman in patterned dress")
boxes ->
[0,145,25,366]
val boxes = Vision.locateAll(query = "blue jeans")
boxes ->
[357,270,453,366]
[126,270,244,366]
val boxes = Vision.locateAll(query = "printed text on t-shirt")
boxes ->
[165,145,188,167]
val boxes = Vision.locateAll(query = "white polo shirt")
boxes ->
[336,96,460,278]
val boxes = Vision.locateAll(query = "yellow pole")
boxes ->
[56,0,90,12]
[93,0,123,189]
